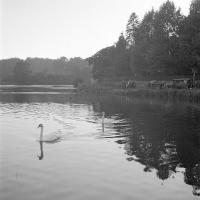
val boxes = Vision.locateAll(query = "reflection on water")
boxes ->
[96,96,200,197]
[38,141,44,160]
[1,91,200,199]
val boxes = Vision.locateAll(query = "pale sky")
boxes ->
[0,0,191,59]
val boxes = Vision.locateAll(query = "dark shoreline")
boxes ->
[115,88,200,103]
[1,84,200,104]
[78,85,200,104]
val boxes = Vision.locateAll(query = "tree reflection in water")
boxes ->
[2,93,200,195]
[93,95,200,196]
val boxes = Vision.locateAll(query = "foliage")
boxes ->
[13,59,32,84]
[88,33,132,81]
[1,1,200,83]
[0,57,91,85]
[0,58,20,83]
[88,0,200,81]
[176,0,200,76]
[88,45,116,81]
[126,12,140,46]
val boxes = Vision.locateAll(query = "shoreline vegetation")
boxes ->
[1,0,200,104]
[114,88,200,103]
[77,81,200,103]
[77,0,200,103]
[1,82,200,104]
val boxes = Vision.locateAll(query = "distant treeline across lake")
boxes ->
[0,57,92,85]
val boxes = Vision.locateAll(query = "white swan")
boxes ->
[37,123,61,143]
[102,111,116,125]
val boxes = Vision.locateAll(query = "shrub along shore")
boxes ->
[113,88,200,103]
[78,83,200,103]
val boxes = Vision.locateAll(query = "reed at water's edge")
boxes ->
[78,82,200,103]
[113,88,200,103]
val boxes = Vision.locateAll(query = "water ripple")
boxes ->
[1,94,200,200]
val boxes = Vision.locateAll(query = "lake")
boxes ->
[1,85,200,200]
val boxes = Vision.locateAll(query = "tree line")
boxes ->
[0,57,92,85]
[88,0,200,82]
[1,0,199,85]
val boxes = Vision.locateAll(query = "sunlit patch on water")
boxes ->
[1,90,200,200]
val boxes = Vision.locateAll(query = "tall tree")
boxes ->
[177,0,200,76]
[88,33,133,81]
[149,0,183,77]
[88,46,116,81]
[190,0,200,15]
[115,33,132,78]
[126,12,140,47]
[129,9,155,78]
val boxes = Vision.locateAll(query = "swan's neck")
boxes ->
[40,127,43,140]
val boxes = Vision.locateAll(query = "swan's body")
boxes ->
[101,111,114,125]
[37,124,61,143]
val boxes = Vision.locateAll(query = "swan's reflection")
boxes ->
[102,123,104,132]
[37,141,44,160]
[37,138,61,160]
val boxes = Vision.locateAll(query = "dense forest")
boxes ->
[0,57,92,85]
[0,0,200,85]
[88,0,200,82]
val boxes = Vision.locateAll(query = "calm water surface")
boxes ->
[1,87,200,200]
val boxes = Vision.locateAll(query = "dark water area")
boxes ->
[1,87,200,199]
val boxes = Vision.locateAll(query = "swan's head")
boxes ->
[38,123,43,128]
[102,112,105,117]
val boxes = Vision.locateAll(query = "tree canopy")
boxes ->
[88,0,200,81]
[1,0,200,83]
[0,57,92,84]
